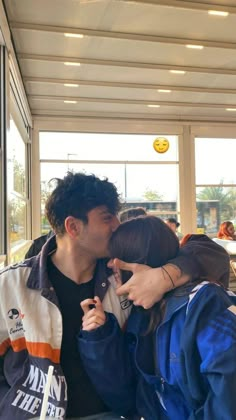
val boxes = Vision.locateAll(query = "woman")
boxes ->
[217,220,236,240]
[78,216,236,420]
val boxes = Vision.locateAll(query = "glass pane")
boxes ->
[8,193,27,247]
[125,164,178,202]
[196,186,236,237]
[7,118,26,196]
[9,242,32,265]
[40,161,179,231]
[0,256,6,270]
[195,138,236,185]
[40,132,178,162]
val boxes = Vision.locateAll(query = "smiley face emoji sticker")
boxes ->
[153,137,169,154]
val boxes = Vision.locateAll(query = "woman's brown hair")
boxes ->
[217,221,234,240]
[108,216,179,331]
[109,215,179,269]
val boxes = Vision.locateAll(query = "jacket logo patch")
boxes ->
[120,298,132,310]
[8,308,20,319]
[7,308,25,335]
[228,305,236,315]
[8,308,25,320]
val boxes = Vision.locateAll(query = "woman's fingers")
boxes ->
[81,296,106,331]
[80,298,97,314]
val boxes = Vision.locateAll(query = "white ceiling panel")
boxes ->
[11,28,236,69]
[5,0,236,42]
[25,81,236,106]
[19,59,236,88]
[29,97,236,118]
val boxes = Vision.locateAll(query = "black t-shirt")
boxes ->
[47,257,108,418]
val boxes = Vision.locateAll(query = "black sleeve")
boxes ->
[25,233,50,258]
[0,356,10,400]
[169,234,230,287]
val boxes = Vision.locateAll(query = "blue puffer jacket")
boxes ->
[78,283,236,420]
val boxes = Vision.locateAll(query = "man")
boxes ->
[0,172,229,419]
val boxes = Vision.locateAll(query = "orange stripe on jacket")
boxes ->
[1,337,60,363]
[27,342,60,363]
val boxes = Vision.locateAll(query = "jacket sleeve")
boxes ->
[169,234,230,287]
[184,286,236,419]
[0,313,10,399]
[77,313,136,416]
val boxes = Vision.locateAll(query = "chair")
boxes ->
[229,256,236,292]
[212,238,236,293]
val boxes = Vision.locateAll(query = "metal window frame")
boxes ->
[0,46,7,258]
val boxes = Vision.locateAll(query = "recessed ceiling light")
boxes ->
[208,10,229,17]
[186,44,204,50]
[158,89,171,93]
[147,104,160,108]
[64,83,79,87]
[226,108,236,111]
[64,62,81,66]
[64,100,77,104]
[169,70,186,74]
[64,33,84,38]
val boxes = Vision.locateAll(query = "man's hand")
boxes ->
[81,296,106,331]
[113,259,168,309]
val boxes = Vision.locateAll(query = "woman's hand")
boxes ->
[80,296,106,331]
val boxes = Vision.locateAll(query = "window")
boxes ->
[7,118,29,262]
[40,132,180,232]
[195,137,236,237]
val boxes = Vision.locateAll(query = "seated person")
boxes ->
[180,233,192,247]
[119,206,147,222]
[217,220,236,241]
[25,230,54,258]
[78,216,236,420]
[165,217,180,233]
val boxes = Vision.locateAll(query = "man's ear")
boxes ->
[65,216,82,238]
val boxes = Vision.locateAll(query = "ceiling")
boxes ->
[4,0,236,122]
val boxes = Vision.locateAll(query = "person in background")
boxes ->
[180,233,193,247]
[119,206,147,222]
[165,217,180,234]
[25,230,54,258]
[78,216,236,420]
[217,220,236,241]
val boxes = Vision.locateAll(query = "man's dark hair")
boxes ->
[45,172,121,234]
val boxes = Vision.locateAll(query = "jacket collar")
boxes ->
[163,293,189,323]
[27,234,112,301]
[27,234,57,290]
